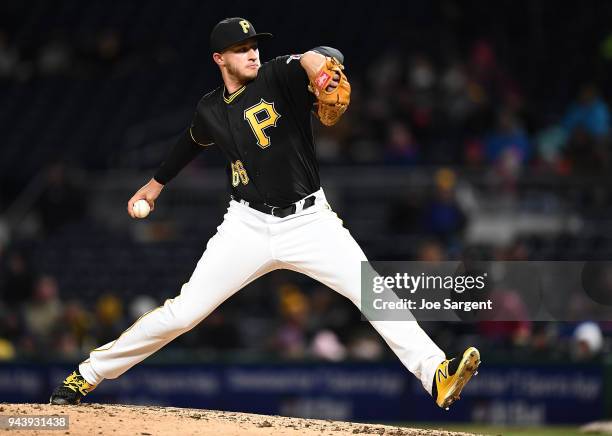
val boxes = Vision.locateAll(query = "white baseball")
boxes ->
[133,199,151,218]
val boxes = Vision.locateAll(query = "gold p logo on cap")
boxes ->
[239,20,250,33]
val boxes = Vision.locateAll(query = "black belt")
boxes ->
[232,195,316,218]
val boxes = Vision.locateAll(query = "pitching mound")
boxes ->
[581,421,612,434]
[1,403,478,436]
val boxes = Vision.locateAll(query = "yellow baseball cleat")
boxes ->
[433,347,481,409]
[50,370,96,405]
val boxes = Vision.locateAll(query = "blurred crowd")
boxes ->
[317,39,611,178]
[0,243,398,362]
[0,244,609,364]
[0,28,175,82]
[1,22,611,177]
[3,30,609,174]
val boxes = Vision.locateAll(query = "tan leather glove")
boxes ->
[309,57,351,126]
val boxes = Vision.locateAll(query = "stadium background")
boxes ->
[0,0,611,430]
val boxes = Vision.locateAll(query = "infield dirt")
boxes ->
[0,403,480,436]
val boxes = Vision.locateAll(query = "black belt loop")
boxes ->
[232,195,316,218]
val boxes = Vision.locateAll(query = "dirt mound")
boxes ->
[0,403,478,436]
[580,421,612,434]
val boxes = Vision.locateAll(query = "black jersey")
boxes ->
[191,55,319,207]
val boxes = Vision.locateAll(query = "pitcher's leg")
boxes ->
[277,208,444,394]
[79,206,275,384]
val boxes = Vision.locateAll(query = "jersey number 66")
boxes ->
[231,160,249,187]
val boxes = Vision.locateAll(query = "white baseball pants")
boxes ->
[79,188,445,394]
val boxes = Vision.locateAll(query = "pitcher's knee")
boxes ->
[162,297,204,333]
[174,315,201,332]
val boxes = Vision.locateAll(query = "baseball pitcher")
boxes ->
[50,17,480,410]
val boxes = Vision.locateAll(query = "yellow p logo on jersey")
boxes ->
[239,20,250,34]
[244,99,281,149]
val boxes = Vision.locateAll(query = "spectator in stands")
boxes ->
[564,126,601,171]
[54,331,81,360]
[440,60,473,127]
[367,51,402,95]
[92,293,125,346]
[0,31,19,79]
[562,84,611,171]
[308,286,352,335]
[383,120,420,164]
[128,295,158,319]
[563,84,610,140]
[478,290,532,350]
[197,311,242,352]
[0,338,15,360]
[421,168,467,243]
[387,195,421,236]
[1,250,35,308]
[310,330,346,361]
[572,321,604,361]
[417,240,447,262]
[36,164,84,235]
[406,54,436,143]
[37,36,72,76]
[61,301,93,352]
[272,284,310,359]
[346,328,385,361]
[97,30,121,65]
[0,301,20,359]
[408,54,436,94]
[484,109,531,165]
[23,275,63,348]
[468,40,521,109]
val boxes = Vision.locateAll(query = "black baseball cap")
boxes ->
[210,17,273,53]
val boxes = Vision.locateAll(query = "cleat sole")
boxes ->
[439,348,481,409]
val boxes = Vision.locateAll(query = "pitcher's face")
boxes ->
[219,38,260,82]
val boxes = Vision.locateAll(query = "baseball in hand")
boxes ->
[133,199,151,218]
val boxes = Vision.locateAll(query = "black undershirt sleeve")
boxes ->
[153,129,203,185]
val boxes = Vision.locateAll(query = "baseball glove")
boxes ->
[309,57,351,126]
